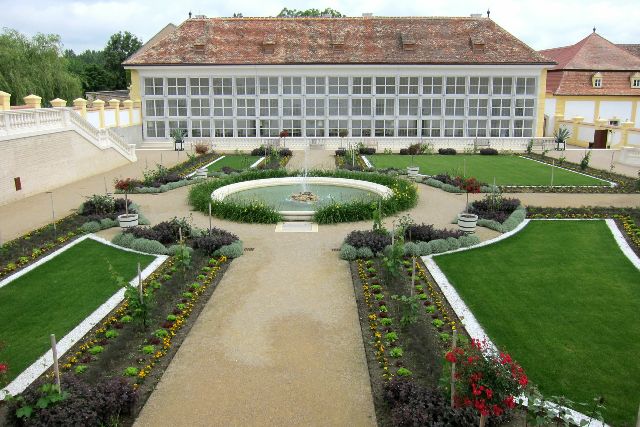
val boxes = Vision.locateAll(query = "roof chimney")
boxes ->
[362,13,373,18]
[470,13,482,18]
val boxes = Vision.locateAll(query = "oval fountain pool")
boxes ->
[212,177,394,221]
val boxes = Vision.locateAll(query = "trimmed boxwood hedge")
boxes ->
[188,169,418,224]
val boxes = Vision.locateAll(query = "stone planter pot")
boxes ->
[117,213,139,229]
[195,167,208,179]
[457,213,478,234]
[407,166,420,177]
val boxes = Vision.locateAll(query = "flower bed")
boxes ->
[513,153,639,193]
[349,255,511,426]
[2,235,235,425]
[0,195,147,280]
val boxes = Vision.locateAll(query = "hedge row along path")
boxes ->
[3,149,638,425]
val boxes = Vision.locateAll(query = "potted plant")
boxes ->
[114,178,139,228]
[339,128,348,149]
[457,176,481,233]
[171,128,185,151]
[553,127,570,151]
[406,144,422,178]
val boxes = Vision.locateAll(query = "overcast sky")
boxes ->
[1,0,638,53]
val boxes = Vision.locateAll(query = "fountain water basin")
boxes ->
[212,176,393,221]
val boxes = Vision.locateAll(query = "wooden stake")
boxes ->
[450,329,458,408]
[208,203,212,235]
[137,262,143,303]
[411,257,416,296]
[50,334,61,393]
[551,159,555,187]
[160,152,163,166]
[479,414,488,427]
[463,158,466,177]
[104,176,108,195]
[179,227,183,244]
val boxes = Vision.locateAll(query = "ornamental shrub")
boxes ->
[458,234,480,248]
[417,241,432,256]
[425,178,444,188]
[80,221,101,233]
[278,148,292,157]
[359,147,376,155]
[130,238,167,255]
[405,223,464,242]
[9,375,136,426]
[126,217,191,245]
[99,218,119,229]
[429,239,449,254]
[356,246,374,259]
[112,232,135,248]
[403,242,420,257]
[442,183,465,193]
[335,149,346,156]
[438,148,457,155]
[446,339,528,418]
[479,148,499,155]
[446,237,461,251]
[399,148,409,155]
[193,228,239,255]
[470,196,521,223]
[384,378,479,427]
[339,243,358,261]
[213,240,244,258]
[80,194,116,216]
[166,245,194,256]
[344,230,392,254]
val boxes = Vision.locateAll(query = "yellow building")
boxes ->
[540,32,640,148]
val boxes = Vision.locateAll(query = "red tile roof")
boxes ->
[124,17,553,66]
[618,44,640,59]
[546,70,640,96]
[540,33,640,70]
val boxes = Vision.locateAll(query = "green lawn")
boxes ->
[0,238,156,382]
[434,221,640,425]
[207,155,261,172]
[367,154,609,186]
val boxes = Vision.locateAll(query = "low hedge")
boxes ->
[189,169,418,224]
[477,205,527,233]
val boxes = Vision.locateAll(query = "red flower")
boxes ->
[504,395,516,409]
[492,404,504,416]
[485,388,493,399]
[445,351,457,363]
[519,374,528,387]
[0,363,7,374]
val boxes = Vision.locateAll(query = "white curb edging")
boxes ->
[423,219,620,427]
[250,157,265,168]
[517,156,616,187]
[185,155,226,178]
[361,155,373,168]
[605,218,640,269]
[0,235,167,399]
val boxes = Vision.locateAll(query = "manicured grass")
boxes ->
[434,221,640,425]
[0,239,156,382]
[207,155,261,172]
[367,154,609,186]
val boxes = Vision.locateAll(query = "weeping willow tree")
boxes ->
[0,29,83,106]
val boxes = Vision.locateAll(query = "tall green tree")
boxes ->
[277,7,344,17]
[103,31,143,90]
[0,29,83,105]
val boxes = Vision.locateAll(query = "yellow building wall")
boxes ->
[536,69,547,137]
[129,69,141,101]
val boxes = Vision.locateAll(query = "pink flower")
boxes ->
[0,363,7,374]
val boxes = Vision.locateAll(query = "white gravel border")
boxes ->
[185,155,226,178]
[517,156,617,187]
[250,156,265,168]
[421,219,633,427]
[0,234,167,399]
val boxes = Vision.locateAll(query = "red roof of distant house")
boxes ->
[123,16,553,66]
[540,33,640,70]
[540,33,640,96]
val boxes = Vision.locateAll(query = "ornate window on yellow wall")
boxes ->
[592,72,603,88]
